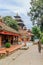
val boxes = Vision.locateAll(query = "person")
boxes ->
[3,39,6,44]
[38,41,41,53]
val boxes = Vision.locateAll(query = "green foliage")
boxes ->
[30,0,43,21]
[32,26,41,38]
[29,0,43,31]
[3,16,19,31]
[5,42,11,48]
[40,22,43,32]
[40,37,43,44]
[40,33,43,38]
[29,0,43,39]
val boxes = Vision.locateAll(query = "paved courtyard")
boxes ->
[0,45,43,65]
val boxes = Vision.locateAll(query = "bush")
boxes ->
[40,37,43,44]
[40,33,43,39]
[32,26,41,38]
[5,42,11,48]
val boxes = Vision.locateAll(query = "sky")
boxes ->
[0,0,32,29]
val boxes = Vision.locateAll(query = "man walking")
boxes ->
[38,41,41,53]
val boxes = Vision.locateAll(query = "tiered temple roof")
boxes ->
[0,17,19,36]
[0,22,18,34]
[14,15,25,29]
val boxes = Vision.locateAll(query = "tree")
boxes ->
[29,0,43,31]
[32,26,41,38]
[3,16,19,31]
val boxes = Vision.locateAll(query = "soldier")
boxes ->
[38,41,41,53]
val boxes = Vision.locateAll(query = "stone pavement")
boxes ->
[0,45,43,65]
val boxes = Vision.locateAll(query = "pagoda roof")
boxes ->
[0,22,19,34]
[18,23,25,26]
[14,16,21,18]
[15,19,23,22]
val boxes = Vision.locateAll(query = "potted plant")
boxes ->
[5,42,11,48]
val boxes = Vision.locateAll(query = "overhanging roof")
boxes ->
[0,22,19,36]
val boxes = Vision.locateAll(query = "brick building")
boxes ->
[0,18,19,47]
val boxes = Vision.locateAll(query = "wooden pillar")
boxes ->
[10,36,13,44]
[12,36,16,45]
[13,36,18,44]
[8,36,11,43]
[17,36,18,44]
[15,36,18,44]
[15,36,17,44]
[0,35,2,47]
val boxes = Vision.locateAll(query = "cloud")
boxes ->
[0,0,32,29]
[0,0,31,14]
[20,13,32,29]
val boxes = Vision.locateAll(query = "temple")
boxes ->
[14,14,25,29]
[14,14,33,42]
[0,15,33,48]
[0,17,19,47]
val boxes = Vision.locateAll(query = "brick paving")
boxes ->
[0,45,43,65]
[0,44,25,54]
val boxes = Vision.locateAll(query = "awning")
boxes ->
[0,31,19,36]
